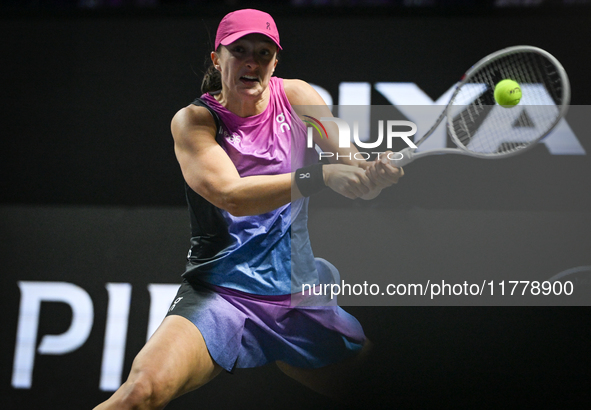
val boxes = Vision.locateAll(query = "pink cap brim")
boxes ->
[218,31,282,50]
[214,9,282,51]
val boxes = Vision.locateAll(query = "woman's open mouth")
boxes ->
[240,75,259,84]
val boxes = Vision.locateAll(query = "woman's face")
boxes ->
[213,34,278,100]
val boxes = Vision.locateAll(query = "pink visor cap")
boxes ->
[214,9,282,50]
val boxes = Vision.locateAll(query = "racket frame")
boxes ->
[391,45,570,167]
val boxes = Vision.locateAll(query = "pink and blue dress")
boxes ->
[166,77,366,372]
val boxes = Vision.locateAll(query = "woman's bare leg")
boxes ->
[94,315,222,410]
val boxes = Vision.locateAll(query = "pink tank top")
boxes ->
[201,77,314,176]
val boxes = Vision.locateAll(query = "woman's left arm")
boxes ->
[284,79,404,199]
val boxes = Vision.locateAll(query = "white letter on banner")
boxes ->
[375,82,453,151]
[146,284,181,342]
[12,281,93,389]
[99,283,132,391]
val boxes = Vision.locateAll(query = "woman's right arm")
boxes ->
[171,105,296,217]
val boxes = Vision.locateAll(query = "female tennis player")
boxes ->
[94,9,402,409]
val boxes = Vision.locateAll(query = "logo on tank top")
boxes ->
[276,112,290,133]
[222,129,241,144]
[169,297,183,312]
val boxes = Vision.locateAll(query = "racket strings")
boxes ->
[540,54,564,105]
[448,50,565,156]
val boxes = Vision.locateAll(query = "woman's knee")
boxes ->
[115,370,173,410]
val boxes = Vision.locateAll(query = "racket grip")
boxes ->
[389,147,414,167]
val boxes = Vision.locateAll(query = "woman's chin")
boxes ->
[238,86,264,99]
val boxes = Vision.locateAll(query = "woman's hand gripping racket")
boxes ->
[391,45,570,167]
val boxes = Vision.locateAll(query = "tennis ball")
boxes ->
[494,79,522,107]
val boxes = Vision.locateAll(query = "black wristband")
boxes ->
[295,163,326,197]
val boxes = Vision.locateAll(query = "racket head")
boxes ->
[445,46,570,159]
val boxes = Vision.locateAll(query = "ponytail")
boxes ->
[201,63,222,95]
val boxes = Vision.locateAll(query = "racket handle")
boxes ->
[389,147,415,167]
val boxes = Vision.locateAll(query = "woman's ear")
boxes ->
[211,51,220,71]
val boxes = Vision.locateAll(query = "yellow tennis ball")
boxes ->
[494,79,522,107]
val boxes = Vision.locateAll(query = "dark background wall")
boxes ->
[2,4,591,409]
[2,7,591,208]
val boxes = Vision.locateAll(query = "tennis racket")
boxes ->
[391,45,570,167]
